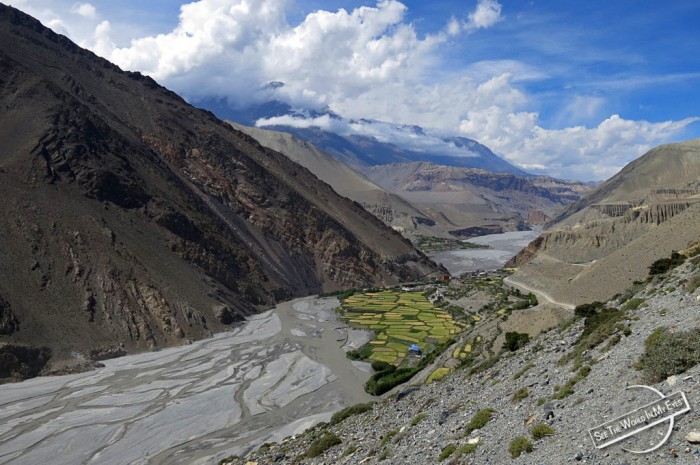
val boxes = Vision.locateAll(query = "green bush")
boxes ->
[648,252,685,276]
[306,433,342,458]
[346,344,373,360]
[504,332,530,351]
[330,402,374,425]
[622,297,645,311]
[438,444,457,461]
[531,423,556,439]
[512,387,529,403]
[455,443,479,457]
[638,328,700,382]
[508,436,533,458]
[465,408,495,434]
[528,292,538,306]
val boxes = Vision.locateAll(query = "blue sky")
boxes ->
[12,0,700,180]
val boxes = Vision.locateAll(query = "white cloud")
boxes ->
[71,3,96,18]
[13,0,700,181]
[466,0,503,31]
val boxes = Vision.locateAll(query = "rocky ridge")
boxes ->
[223,253,700,465]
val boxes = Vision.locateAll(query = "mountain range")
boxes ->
[0,4,440,379]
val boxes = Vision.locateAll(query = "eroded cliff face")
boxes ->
[507,139,700,304]
[0,4,441,379]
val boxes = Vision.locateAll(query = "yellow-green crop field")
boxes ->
[342,290,463,364]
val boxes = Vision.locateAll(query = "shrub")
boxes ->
[508,435,533,458]
[465,408,495,434]
[551,384,574,399]
[306,433,342,458]
[531,423,556,440]
[504,332,529,351]
[439,444,457,461]
[455,442,479,457]
[330,402,374,426]
[346,344,373,360]
[574,301,605,319]
[411,413,427,426]
[512,387,529,403]
[648,252,685,276]
[528,292,538,306]
[622,297,645,311]
[638,328,700,382]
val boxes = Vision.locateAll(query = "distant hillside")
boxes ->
[509,139,700,304]
[228,123,446,237]
[0,4,440,379]
[364,162,592,237]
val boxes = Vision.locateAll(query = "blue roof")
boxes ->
[408,344,421,351]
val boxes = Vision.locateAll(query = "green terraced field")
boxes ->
[342,290,463,364]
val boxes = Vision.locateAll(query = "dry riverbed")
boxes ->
[0,297,374,465]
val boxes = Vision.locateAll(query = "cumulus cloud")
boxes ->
[71,3,96,18]
[466,0,503,30]
[14,0,699,180]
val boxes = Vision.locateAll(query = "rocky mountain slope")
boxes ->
[364,162,592,237]
[507,140,700,305]
[225,250,700,465]
[0,4,440,379]
[228,123,444,238]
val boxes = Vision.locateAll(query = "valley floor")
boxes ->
[0,297,373,465]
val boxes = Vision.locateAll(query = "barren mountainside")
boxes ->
[227,123,441,237]
[508,139,700,304]
[0,4,440,378]
[363,162,593,237]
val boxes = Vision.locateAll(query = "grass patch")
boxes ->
[426,367,451,383]
[411,413,427,426]
[531,423,556,440]
[509,436,533,458]
[330,402,374,425]
[306,433,342,458]
[380,430,398,447]
[622,297,645,311]
[465,408,495,434]
[455,443,479,458]
[512,387,529,403]
[438,444,457,461]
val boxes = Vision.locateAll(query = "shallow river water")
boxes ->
[429,229,540,275]
[0,297,373,465]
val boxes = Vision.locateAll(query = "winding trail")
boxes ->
[504,276,576,310]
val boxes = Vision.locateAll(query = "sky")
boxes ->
[10,0,700,180]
